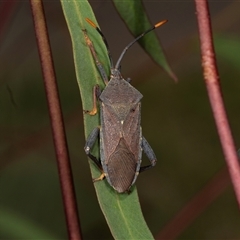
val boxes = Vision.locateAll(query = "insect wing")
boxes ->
[122,102,142,166]
[100,103,121,164]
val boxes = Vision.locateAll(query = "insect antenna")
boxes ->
[115,20,167,70]
[86,18,114,69]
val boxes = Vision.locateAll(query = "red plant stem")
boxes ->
[195,0,240,207]
[29,1,82,239]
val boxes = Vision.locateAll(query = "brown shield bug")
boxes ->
[84,18,167,193]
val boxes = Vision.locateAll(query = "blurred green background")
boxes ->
[1,1,240,239]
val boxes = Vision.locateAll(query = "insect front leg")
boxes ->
[140,136,157,172]
[83,84,101,115]
[82,29,109,85]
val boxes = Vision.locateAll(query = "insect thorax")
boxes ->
[99,77,142,120]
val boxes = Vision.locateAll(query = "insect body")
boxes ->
[84,18,167,193]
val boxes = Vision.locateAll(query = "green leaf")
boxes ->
[61,1,154,239]
[113,0,177,81]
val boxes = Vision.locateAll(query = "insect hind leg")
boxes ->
[140,136,157,173]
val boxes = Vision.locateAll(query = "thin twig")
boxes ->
[29,0,82,239]
[195,0,240,207]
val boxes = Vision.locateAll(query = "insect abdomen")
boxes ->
[107,138,137,193]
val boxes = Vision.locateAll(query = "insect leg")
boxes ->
[84,127,106,181]
[84,127,102,169]
[140,136,157,172]
[83,84,101,115]
[126,77,131,83]
[82,29,109,85]
[85,18,114,70]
